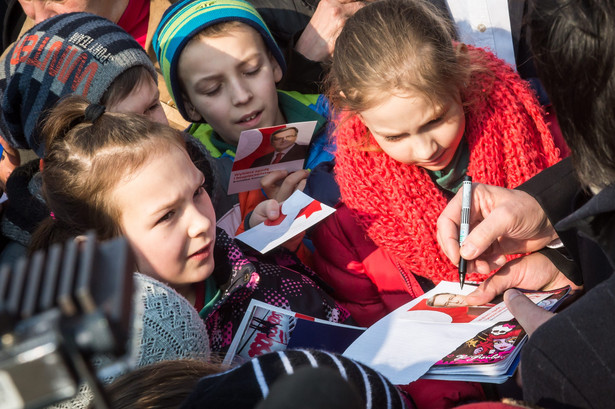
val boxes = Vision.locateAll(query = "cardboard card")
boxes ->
[235,190,335,253]
[228,121,317,195]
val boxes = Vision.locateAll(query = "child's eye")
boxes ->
[382,134,406,142]
[146,102,162,113]
[156,210,175,225]
[427,116,444,125]
[198,84,220,96]
[204,86,221,96]
[244,66,261,76]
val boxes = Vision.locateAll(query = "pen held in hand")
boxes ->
[458,175,472,289]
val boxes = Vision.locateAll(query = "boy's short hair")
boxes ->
[153,0,287,121]
[0,12,156,157]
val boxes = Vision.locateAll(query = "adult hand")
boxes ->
[437,183,559,275]
[505,288,556,388]
[465,252,581,305]
[261,169,309,202]
[295,0,365,62]
[504,289,555,336]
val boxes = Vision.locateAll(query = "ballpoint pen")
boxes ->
[458,175,472,289]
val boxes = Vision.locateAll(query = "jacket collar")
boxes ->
[556,183,615,268]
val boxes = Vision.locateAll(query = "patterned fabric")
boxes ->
[334,46,562,285]
[0,12,156,157]
[133,273,211,366]
[153,0,286,121]
[205,229,351,352]
[181,349,410,409]
[48,273,211,409]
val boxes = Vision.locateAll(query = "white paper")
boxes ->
[343,282,491,383]
[235,190,335,253]
[342,281,568,384]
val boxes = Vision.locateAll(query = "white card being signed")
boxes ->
[235,190,335,253]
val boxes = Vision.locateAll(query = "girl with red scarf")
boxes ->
[313,0,562,329]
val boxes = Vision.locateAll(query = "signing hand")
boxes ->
[465,252,580,305]
[437,183,559,275]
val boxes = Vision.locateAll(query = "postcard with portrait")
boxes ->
[228,121,317,195]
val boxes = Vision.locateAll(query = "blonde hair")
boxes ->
[192,20,246,40]
[327,0,476,113]
[29,95,185,252]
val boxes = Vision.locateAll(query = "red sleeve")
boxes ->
[312,204,424,326]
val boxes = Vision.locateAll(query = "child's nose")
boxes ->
[187,205,213,238]
[230,79,252,106]
[413,134,437,159]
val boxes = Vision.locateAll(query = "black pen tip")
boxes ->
[460,277,465,290]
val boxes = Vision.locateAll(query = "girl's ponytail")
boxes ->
[28,216,82,255]
[41,95,91,155]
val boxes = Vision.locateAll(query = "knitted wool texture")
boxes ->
[0,12,156,157]
[334,46,562,284]
[49,273,211,409]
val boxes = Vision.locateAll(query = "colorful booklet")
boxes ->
[342,281,570,384]
[224,299,366,365]
[228,120,317,195]
[235,190,335,254]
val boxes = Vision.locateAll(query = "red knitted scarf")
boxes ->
[334,46,562,284]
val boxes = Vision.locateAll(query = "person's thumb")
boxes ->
[459,208,513,260]
[464,270,514,305]
[464,284,498,306]
[267,200,282,220]
[504,289,554,336]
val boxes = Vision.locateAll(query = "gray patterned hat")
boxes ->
[0,12,156,157]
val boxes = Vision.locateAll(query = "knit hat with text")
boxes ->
[153,0,286,121]
[0,12,155,157]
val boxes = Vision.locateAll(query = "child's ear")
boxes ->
[268,53,283,83]
[183,98,203,122]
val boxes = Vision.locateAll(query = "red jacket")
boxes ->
[313,203,426,327]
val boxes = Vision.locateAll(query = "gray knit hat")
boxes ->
[0,12,156,157]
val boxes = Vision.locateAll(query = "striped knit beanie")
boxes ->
[153,0,286,121]
[182,349,409,409]
[0,12,156,157]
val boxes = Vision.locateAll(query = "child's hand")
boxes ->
[260,169,309,202]
[249,199,306,252]
[249,199,282,228]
